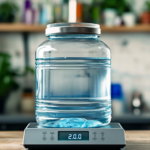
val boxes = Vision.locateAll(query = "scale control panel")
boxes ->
[23,123,126,145]
[41,131,106,141]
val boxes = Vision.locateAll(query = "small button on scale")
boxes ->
[42,132,47,141]
[101,132,105,141]
[93,132,97,140]
[50,132,55,141]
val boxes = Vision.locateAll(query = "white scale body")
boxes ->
[23,122,126,150]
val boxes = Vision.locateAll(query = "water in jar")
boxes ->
[35,57,111,128]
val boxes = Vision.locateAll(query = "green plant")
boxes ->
[101,0,131,16]
[145,1,150,12]
[90,5,101,23]
[0,52,34,98]
[0,1,18,22]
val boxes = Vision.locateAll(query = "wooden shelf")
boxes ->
[0,23,150,32]
[1,113,150,124]
[0,23,46,32]
[100,24,150,32]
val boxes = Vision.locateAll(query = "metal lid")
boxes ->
[45,23,101,36]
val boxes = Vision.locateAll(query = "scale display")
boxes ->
[58,131,89,141]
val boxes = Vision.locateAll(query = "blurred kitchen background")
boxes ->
[0,0,150,130]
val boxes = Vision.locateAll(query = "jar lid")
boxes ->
[45,23,101,36]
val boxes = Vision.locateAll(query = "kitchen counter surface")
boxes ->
[0,131,150,150]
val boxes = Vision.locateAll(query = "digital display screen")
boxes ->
[58,131,89,141]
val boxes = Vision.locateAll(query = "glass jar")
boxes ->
[35,23,111,128]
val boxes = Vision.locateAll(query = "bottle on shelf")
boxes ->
[40,0,54,25]
[111,70,125,116]
[76,1,82,22]
[24,0,33,24]
[54,0,63,23]
[62,0,68,22]
[32,3,40,24]
[21,88,35,114]
[131,92,144,115]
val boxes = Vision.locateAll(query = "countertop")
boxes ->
[0,131,150,150]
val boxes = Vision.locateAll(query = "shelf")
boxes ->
[0,114,35,124]
[100,24,150,32]
[0,113,150,124]
[112,113,150,124]
[0,23,150,32]
[0,23,46,32]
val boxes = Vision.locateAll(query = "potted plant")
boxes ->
[0,52,34,114]
[101,0,135,26]
[101,0,131,16]
[82,0,101,23]
[141,1,150,24]
[0,1,18,22]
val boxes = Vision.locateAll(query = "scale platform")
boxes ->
[23,122,126,150]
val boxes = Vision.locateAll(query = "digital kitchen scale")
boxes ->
[23,122,126,150]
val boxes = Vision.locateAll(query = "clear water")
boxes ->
[35,58,111,128]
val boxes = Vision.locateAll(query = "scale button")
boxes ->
[42,132,47,141]
[50,132,55,141]
[92,132,97,141]
[100,132,105,141]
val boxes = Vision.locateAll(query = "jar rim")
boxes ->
[45,23,101,36]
